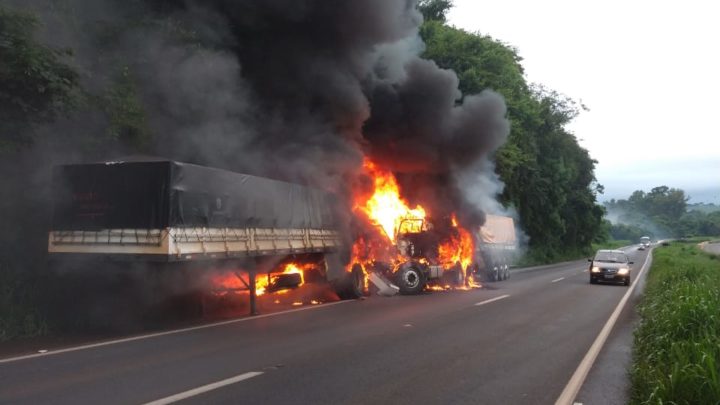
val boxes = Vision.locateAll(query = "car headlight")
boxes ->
[591,267,600,273]
[618,268,629,275]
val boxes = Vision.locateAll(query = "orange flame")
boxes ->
[438,215,474,271]
[356,159,425,241]
[210,262,307,296]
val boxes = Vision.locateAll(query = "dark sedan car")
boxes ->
[588,249,633,286]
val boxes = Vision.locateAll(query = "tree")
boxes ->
[419,20,606,260]
[0,7,80,151]
[418,0,454,23]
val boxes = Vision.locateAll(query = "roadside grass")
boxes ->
[592,239,632,252]
[630,241,720,404]
[0,262,49,342]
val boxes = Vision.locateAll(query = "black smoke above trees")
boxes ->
[5,0,510,230]
[139,0,510,228]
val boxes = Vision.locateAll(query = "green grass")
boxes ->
[0,262,48,342]
[630,242,720,404]
[592,239,632,252]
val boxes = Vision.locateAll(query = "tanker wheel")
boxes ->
[396,264,426,295]
[492,265,500,282]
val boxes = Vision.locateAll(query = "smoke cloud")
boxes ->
[10,0,511,235]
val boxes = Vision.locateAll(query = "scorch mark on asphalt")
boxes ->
[142,371,264,405]
[474,294,510,306]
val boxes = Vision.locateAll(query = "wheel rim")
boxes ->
[404,270,420,289]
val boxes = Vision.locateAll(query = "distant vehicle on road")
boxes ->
[589,249,634,286]
[638,236,651,250]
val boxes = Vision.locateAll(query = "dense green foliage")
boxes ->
[418,0,453,23]
[420,20,605,262]
[631,242,720,404]
[0,7,80,151]
[606,186,720,239]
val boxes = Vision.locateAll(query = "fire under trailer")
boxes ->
[48,158,365,316]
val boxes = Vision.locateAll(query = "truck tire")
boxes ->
[333,264,365,300]
[268,273,303,292]
[396,263,426,295]
[492,265,500,282]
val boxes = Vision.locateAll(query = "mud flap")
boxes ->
[368,272,400,296]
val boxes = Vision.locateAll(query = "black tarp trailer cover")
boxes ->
[48,158,342,262]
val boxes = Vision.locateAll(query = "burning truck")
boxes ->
[349,160,517,295]
[48,157,516,316]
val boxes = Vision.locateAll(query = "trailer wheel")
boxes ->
[505,265,511,280]
[396,263,426,295]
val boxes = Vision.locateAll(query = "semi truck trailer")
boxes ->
[48,158,364,316]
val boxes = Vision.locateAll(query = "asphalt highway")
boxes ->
[0,248,650,405]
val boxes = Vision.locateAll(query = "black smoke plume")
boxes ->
[7,0,510,248]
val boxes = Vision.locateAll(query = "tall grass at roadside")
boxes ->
[630,242,720,404]
[0,262,48,341]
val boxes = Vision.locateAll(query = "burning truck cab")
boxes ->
[361,214,516,295]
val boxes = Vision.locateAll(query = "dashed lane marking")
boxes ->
[552,277,565,283]
[474,294,510,306]
[555,248,653,405]
[142,371,264,405]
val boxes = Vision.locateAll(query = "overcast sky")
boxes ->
[447,0,719,203]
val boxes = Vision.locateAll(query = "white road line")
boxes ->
[143,371,264,405]
[552,277,565,283]
[474,294,510,306]
[0,300,354,365]
[555,249,653,405]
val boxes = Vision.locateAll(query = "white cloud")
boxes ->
[447,0,720,202]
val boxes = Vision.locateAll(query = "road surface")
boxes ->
[701,241,720,255]
[0,248,650,405]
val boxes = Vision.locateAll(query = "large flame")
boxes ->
[356,159,426,241]
[210,262,307,297]
[438,215,474,270]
